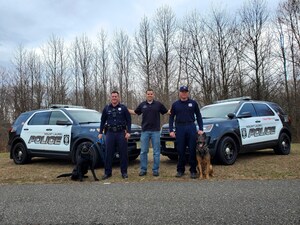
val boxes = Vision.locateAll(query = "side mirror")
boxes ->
[227,113,235,119]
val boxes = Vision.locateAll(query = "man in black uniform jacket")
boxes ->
[169,86,204,179]
[99,91,131,180]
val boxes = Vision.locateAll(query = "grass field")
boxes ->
[1,144,300,184]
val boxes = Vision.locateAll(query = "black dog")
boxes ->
[57,144,99,181]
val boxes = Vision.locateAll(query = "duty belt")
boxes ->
[107,125,126,132]
[176,121,194,125]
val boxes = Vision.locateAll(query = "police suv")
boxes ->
[160,97,292,165]
[8,105,141,166]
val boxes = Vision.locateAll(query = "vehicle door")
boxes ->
[21,110,72,152]
[237,103,282,145]
[237,103,260,145]
[252,103,282,141]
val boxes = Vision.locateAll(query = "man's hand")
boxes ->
[198,130,204,135]
[98,133,103,139]
[170,131,176,138]
[125,132,131,140]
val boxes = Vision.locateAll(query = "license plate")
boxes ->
[136,141,141,149]
[166,141,175,148]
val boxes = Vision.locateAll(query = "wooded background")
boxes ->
[0,0,299,151]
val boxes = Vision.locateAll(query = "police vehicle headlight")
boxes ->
[203,124,214,133]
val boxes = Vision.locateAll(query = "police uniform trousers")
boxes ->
[104,130,128,175]
[175,123,197,173]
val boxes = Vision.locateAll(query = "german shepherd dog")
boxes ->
[57,144,99,181]
[196,133,213,179]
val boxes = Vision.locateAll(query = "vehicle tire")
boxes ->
[12,142,30,164]
[274,132,291,155]
[167,155,178,160]
[75,141,101,167]
[217,136,238,165]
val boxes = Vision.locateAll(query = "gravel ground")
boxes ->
[0,180,299,225]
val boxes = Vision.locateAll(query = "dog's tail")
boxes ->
[57,173,73,178]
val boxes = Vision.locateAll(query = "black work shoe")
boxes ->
[102,174,112,180]
[139,171,147,176]
[122,173,128,179]
[190,173,197,179]
[175,172,184,178]
[153,171,159,177]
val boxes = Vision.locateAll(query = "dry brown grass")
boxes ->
[1,144,300,184]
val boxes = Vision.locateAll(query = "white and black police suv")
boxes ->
[160,97,292,165]
[8,105,141,166]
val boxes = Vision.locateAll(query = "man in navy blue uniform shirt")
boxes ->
[99,91,131,180]
[130,88,168,177]
[169,86,203,179]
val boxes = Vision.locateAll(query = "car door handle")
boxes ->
[24,128,29,131]
[46,129,52,131]
[255,120,261,123]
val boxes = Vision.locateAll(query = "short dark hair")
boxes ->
[146,88,154,93]
[111,91,119,95]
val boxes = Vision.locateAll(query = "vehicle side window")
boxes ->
[253,103,275,117]
[268,102,285,115]
[13,113,32,126]
[49,111,69,125]
[28,112,51,125]
[238,103,257,117]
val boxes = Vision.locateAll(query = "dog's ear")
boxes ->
[201,132,206,139]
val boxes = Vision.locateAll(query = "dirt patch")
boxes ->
[1,145,300,184]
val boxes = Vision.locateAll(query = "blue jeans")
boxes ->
[140,131,161,173]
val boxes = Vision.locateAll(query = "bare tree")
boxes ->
[239,0,275,100]
[0,68,11,121]
[181,11,214,104]
[112,30,133,105]
[73,34,94,108]
[0,67,12,151]
[276,0,300,140]
[94,29,110,110]
[134,16,155,90]
[27,51,44,109]
[153,5,177,106]
[11,45,31,117]
[174,26,189,91]
[42,35,68,106]
[206,8,240,100]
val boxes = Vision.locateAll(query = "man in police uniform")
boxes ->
[98,91,131,180]
[129,88,168,177]
[169,86,203,179]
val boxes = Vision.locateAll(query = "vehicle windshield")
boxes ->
[201,102,239,118]
[67,110,101,123]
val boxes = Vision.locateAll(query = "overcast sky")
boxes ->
[0,0,282,68]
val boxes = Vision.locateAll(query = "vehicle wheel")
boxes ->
[274,133,291,155]
[12,142,30,164]
[217,136,238,165]
[75,141,101,167]
[167,155,178,161]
